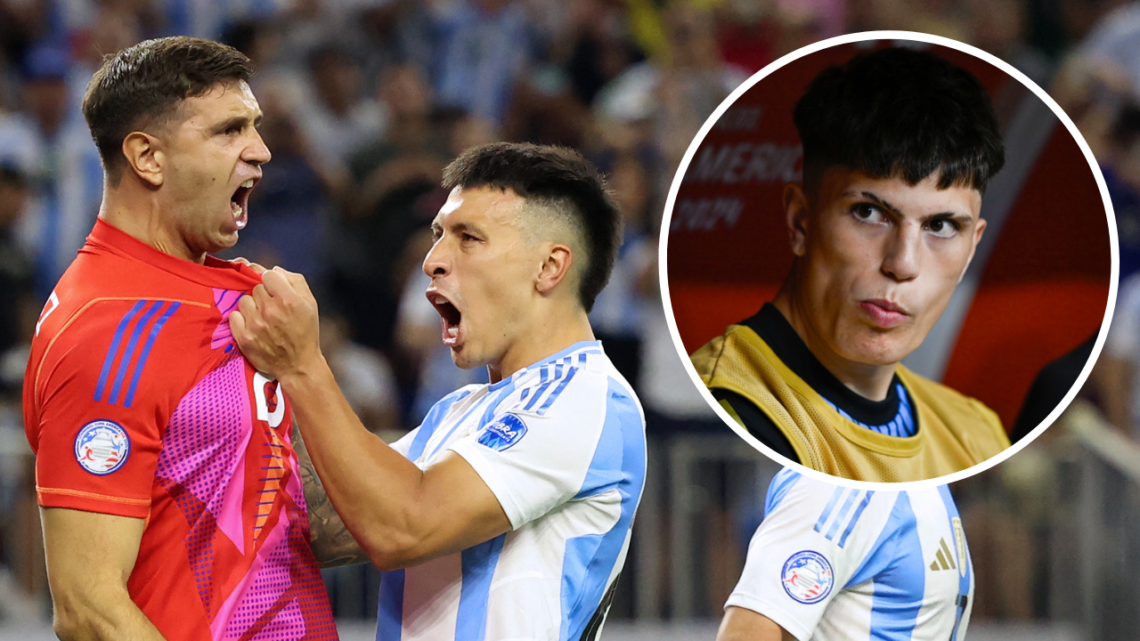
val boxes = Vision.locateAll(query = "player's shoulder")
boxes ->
[419,383,483,427]
[526,347,641,416]
[496,346,643,438]
[903,484,958,517]
[763,471,903,532]
[691,323,776,386]
[690,330,729,380]
[28,293,211,410]
[896,366,1005,434]
[36,294,197,354]
[763,468,803,516]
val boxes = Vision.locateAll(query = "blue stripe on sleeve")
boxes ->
[825,490,860,541]
[814,487,845,533]
[538,367,579,416]
[838,491,875,548]
[94,300,146,402]
[124,302,180,408]
[524,368,557,411]
[108,300,165,405]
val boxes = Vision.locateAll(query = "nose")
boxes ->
[881,224,920,282]
[422,238,450,278]
[244,128,272,166]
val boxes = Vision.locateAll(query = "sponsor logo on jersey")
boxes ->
[930,537,959,571]
[74,420,130,475]
[477,414,528,451]
[781,550,834,604]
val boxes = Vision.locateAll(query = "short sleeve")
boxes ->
[394,386,481,462]
[725,472,892,641]
[448,372,634,530]
[30,302,187,518]
[389,427,419,458]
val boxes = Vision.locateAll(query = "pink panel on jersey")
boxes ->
[211,288,242,350]
[215,496,334,641]
[157,356,252,557]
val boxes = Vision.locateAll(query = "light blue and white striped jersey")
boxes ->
[727,470,973,641]
[380,341,647,641]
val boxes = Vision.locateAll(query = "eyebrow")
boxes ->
[432,220,485,237]
[850,190,974,226]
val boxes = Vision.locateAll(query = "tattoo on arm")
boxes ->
[295,421,370,568]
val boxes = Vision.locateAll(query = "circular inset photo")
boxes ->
[662,32,1117,485]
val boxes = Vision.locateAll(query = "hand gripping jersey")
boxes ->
[691,319,1010,481]
[24,219,337,640]
[380,341,647,641]
[727,469,973,641]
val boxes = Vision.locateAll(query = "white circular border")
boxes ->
[657,30,1120,491]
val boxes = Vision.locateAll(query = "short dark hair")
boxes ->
[82,37,253,183]
[793,46,1005,194]
[441,143,622,313]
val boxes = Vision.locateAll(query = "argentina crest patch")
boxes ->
[477,414,528,451]
[74,420,130,475]
[781,550,834,604]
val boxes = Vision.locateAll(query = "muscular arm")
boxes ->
[293,422,369,568]
[41,508,167,641]
[280,360,510,570]
[716,606,796,641]
[232,270,512,570]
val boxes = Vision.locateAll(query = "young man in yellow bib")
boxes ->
[691,47,1011,482]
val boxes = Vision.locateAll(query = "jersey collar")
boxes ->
[741,303,906,426]
[88,217,262,291]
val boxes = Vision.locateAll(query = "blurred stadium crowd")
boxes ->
[2,0,1140,631]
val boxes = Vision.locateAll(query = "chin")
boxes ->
[843,332,913,367]
[448,347,478,370]
[217,232,240,250]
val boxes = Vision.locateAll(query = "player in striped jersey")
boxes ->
[231,142,647,640]
[717,469,973,641]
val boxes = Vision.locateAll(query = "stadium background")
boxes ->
[0,0,1138,639]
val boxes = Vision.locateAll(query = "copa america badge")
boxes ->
[74,420,130,475]
[781,550,834,604]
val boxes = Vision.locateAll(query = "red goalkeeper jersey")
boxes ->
[24,218,337,640]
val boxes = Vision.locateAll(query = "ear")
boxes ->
[958,217,987,283]
[784,182,810,257]
[122,131,164,187]
[535,243,574,295]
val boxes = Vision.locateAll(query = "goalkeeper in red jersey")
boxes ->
[24,37,359,640]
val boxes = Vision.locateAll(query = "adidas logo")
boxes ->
[929,538,957,572]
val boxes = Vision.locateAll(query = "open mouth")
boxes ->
[230,179,255,229]
[427,291,463,346]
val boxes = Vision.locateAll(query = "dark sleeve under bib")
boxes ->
[711,388,801,464]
